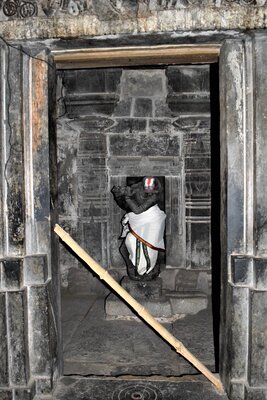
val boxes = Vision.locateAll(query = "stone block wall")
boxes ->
[0,256,57,399]
[57,65,211,294]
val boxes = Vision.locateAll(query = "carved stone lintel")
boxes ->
[0,0,266,20]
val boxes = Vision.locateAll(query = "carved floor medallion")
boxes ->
[112,383,163,400]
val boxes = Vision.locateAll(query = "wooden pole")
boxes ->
[54,224,224,393]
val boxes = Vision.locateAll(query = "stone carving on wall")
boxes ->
[0,0,265,19]
[2,0,38,17]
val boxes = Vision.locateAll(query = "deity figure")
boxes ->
[111,177,166,281]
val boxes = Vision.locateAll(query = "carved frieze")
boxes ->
[0,0,265,20]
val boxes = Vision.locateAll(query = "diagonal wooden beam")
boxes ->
[54,224,224,393]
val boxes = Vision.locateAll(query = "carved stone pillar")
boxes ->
[0,43,60,398]
[220,34,267,399]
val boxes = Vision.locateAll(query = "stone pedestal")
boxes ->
[105,276,208,322]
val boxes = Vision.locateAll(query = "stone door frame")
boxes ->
[52,37,267,398]
[51,40,244,394]
[1,33,266,399]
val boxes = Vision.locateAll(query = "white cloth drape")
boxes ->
[121,205,166,275]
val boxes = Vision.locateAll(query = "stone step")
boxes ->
[105,290,208,322]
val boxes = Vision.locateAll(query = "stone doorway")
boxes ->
[56,60,219,377]
[1,35,266,400]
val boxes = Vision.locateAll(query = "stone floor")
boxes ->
[62,291,216,376]
[52,375,229,400]
[39,292,229,400]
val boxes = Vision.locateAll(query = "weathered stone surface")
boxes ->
[27,286,51,376]
[5,47,25,255]
[0,0,265,21]
[148,118,174,134]
[79,131,107,154]
[185,154,210,171]
[165,175,184,267]
[159,268,178,291]
[167,65,210,93]
[14,384,36,400]
[229,286,249,381]
[105,293,172,320]
[231,256,254,286]
[113,98,132,117]
[63,69,122,94]
[0,293,8,387]
[173,115,210,133]
[133,98,153,117]
[36,377,53,395]
[249,291,267,386]
[65,93,119,117]
[6,291,27,386]
[229,381,245,400]
[108,155,181,176]
[63,297,215,376]
[197,272,211,294]
[186,222,211,269]
[168,291,208,315]
[167,95,210,114]
[1,8,267,41]
[255,258,267,289]
[23,255,48,285]
[26,52,52,257]
[175,269,201,291]
[0,391,12,400]
[53,375,229,400]
[1,259,22,290]
[255,37,267,255]
[245,387,267,400]
[154,98,173,118]
[109,133,180,156]
[221,40,246,255]
[67,267,109,296]
[121,276,162,300]
[108,118,147,134]
[120,70,165,98]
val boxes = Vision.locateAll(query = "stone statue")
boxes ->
[111,177,166,281]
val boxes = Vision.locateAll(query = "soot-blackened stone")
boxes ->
[121,276,162,300]
[27,286,51,376]
[249,291,267,386]
[254,258,267,290]
[6,291,27,386]
[1,259,22,290]
[133,98,152,117]
[0,390,12,400]
[231,256,253,286]
[0,294,8,387]
[14,385,36,400]
[109,118,147,134]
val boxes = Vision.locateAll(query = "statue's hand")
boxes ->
[124,186,133,197]
[111,185,122,194]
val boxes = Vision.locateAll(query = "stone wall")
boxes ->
[0,3,266,397]
[57,65,212,294]
[0,1,267,39]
